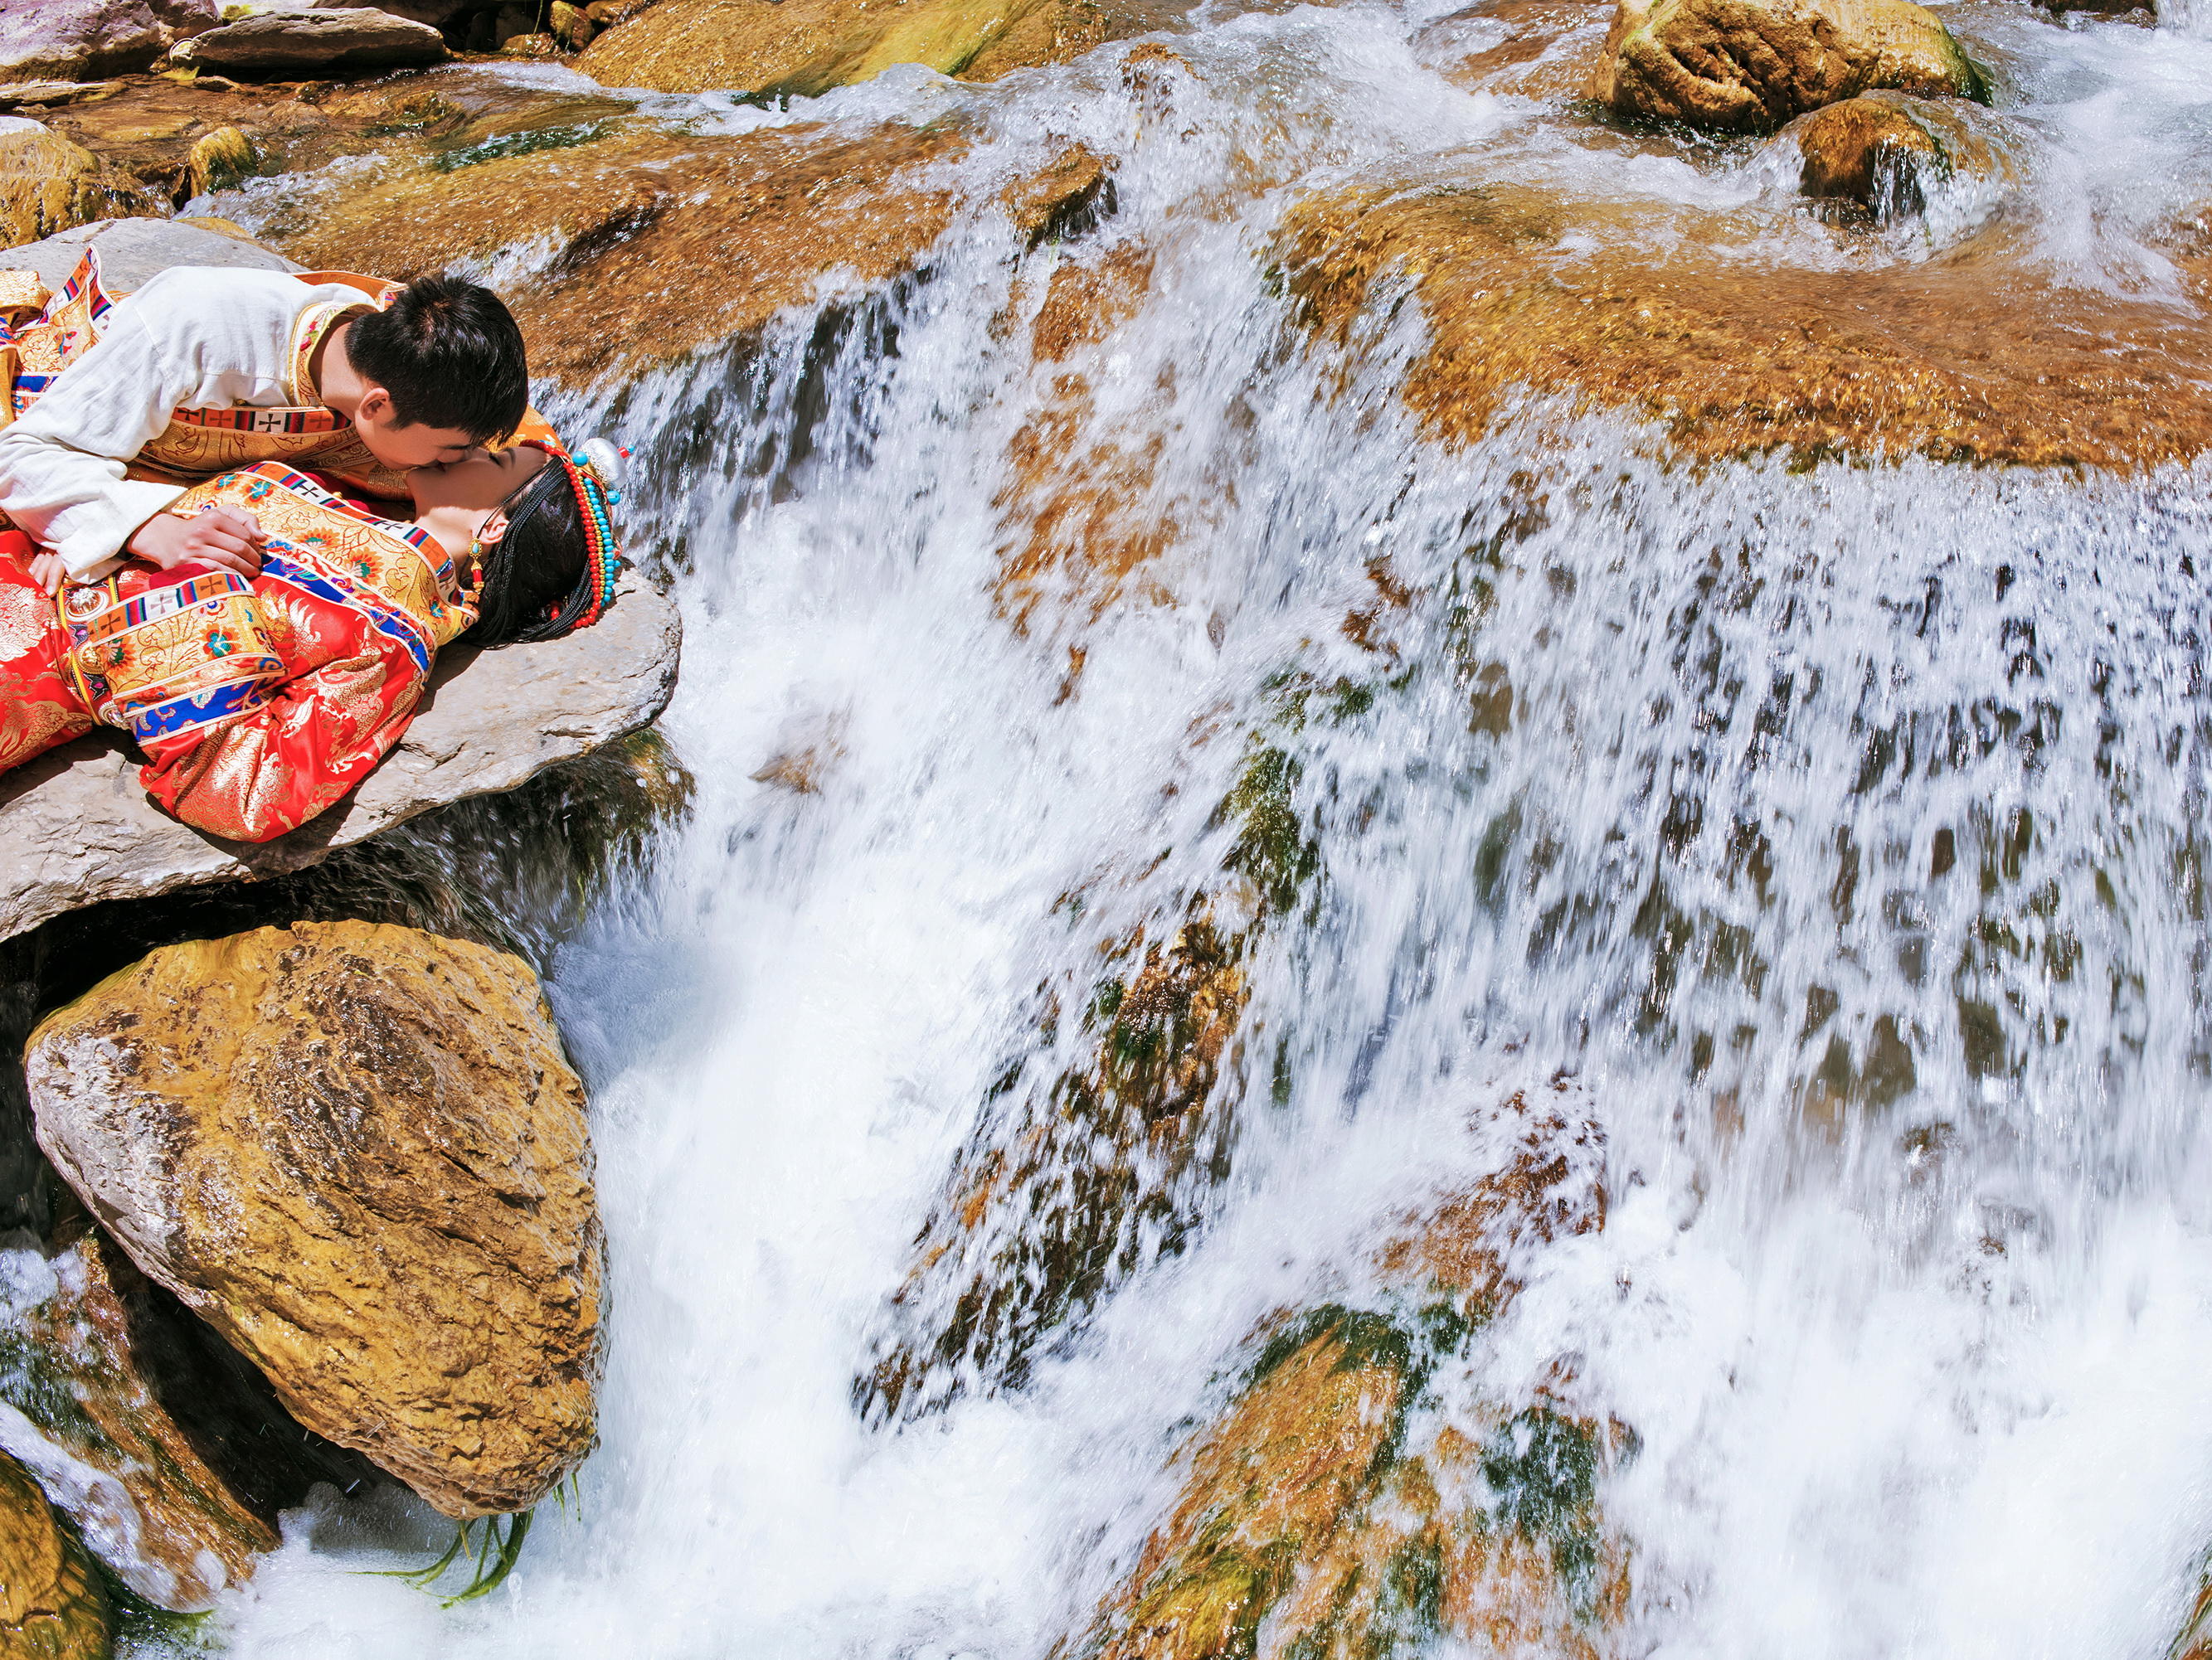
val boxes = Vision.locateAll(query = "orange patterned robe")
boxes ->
[1,464,473,842]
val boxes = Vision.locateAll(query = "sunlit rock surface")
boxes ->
[0,1217,370,1610]
[574,0,1160,96]
[0,569,679,943]
[0,0,215,83]
[0,119,160,249]
[1074,1091,1626,1660]
[1277,173,2212,468]
[0,1450,109,1660]
[177,8,450,73]
[0,213,299,288]
[1584,0,1985,130]
[26,921,605,1519]
[279,121,965,387]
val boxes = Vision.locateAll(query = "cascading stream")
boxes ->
[71,2,2212,1654]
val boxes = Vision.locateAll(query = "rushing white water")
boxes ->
[105,2,2212,1654]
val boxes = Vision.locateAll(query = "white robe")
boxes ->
[0,266,369,580]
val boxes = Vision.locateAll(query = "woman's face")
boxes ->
[406,443,551,519]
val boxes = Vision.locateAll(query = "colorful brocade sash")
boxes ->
[57,463,470,747]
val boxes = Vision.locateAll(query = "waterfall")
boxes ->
[93,2,2212,1654]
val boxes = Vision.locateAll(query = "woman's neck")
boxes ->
[412,503,495,574]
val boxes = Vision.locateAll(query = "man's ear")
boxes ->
[356,386,392,425]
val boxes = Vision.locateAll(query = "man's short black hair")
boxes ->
[342,272,528,444]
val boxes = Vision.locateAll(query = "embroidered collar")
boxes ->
[284,299,375,409]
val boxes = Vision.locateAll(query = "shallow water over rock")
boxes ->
[51,0,2212,1653]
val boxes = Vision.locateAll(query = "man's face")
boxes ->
[352,386,478,472]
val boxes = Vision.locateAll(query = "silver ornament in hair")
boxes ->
[578,437,627,504]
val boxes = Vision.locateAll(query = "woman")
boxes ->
[0,435,623,842]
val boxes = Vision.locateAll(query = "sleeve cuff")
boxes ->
[54,482,187,578]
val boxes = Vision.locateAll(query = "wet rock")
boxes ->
[0,1217,375,1609]
[182,120,252,195]
[176,7,449,71]
[0,1452,110,1659]
[1276,171,2212,469]
[858,727,1328,1423]
[25,920,605,1519]
[0,566,679,942]
[1001,141,1114,247]
[1782,89,2005,215]
[0,119,162,250]
[0,0,216,84]
[1075,1092,1626,1660]
[1585,0,1986,131]
[278,121,965,387]
[573,0,1158,97]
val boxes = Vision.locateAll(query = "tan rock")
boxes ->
[0,1217,372,1609]
[0,1453,110,1660]
[574,0,1159,97]
[277,121,965,389]
[1783,89,2006,215]
[25,921,605,1519]
[1585,0,1986,131]
[1276,172,2212,468]
[0,119,158,250]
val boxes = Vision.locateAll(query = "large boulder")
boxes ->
[0,1219,372,1609]
[175,7,449,70]
[0,0,216,83]
[0,566,679,942]
[1585,0,1986,131]
[574,0,1154,97]
[0,1453,110,1659]
[0,119,161,250]
[25,920,606,1519]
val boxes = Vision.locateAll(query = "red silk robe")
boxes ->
[1,463,474,842]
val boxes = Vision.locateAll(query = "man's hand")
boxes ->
[127,507,265,582]
[27,551,66,595]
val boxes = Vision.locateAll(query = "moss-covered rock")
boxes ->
[1077,1092,1626,1660]
[0,1218,368,1610]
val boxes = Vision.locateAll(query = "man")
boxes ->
[0,261,530,592]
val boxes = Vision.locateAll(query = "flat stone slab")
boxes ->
[0,569,680,941]
[0,215,304,289]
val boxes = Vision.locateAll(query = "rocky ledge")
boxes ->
[0,566,679,942]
